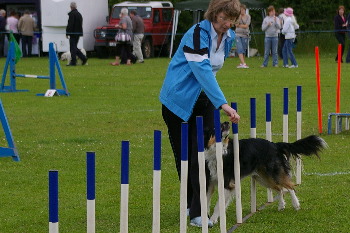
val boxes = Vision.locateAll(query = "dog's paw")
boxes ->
[278,201,286,211]
[209,215,219,225]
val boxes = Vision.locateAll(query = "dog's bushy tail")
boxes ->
[276,135,327,159]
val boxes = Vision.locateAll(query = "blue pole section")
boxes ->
[196,116,204,152]
[250,98,256,129]
[121,141,129,184]
[181,122,188,161]
[87,152,95,200]
[9,43,16,91]
[297,86,302,112]
[284,88,289,115]
[154,130,161,171]
[49,43,56,90]
[214,109,221,143]
[1,42,13,90]
[231,103,238,134]
[266,93,271,122]
[49,170,58,223]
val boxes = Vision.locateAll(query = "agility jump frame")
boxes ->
[0,42,69,96]
[0,99,20,161]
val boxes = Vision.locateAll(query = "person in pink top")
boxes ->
[6,11,20,43]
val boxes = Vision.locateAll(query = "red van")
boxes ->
[94,1,174,59]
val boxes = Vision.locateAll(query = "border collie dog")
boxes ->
[204,122,327,224]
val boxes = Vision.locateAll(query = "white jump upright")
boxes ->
[296,86,302,184]
[214,109,227,232]
[196,116,208,233]
[250,98,257,213]
[49,170,59,233]
[120,141,129,233]
[180,122,188,233]
[86,152,96,233]
[152,130,162,233]
[265,94,274,203]
[231,102,242,224]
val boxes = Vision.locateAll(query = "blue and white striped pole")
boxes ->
[120,141,129,233]
[265,94,274,203]
[87,152,95,233]
[196,116,208,232]
[250,98,257,213]
[283,88,289,143]
[49,170,59,233]
[296,86,302,184]
[152,130,162,233]
[231,103,242,224]
[180,122,188,233]
[214,110,226,232]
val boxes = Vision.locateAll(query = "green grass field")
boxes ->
[0,53,349,232]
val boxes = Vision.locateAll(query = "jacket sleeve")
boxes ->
[261,18,268,31]
[282,19,289,34]
[183,25,227,109]
[66,13,74,34]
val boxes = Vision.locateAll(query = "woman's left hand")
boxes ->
[221,104,240,124]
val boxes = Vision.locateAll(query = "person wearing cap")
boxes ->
[281,7,299,68]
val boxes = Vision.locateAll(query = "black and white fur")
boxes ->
[204,122,327,224]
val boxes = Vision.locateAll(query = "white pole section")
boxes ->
[196,116,208,233]
[120,141,129,233]
[152,130,162,233]
[214,110,226,232]
[180,123,188,233]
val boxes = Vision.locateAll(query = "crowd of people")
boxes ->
[0,8,36,58]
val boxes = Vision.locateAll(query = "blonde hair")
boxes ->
[204,0,241,22]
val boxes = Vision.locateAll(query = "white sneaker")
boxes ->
[289,65,298,68]
[241,63,249,68]
[283,65,289,68]
[237,63,244,68]
[190,216,214,228]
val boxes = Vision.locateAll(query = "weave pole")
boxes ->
[196,116,208,232]
[296,86,302,184]
[283,88,289,143]
[180,122,188,233]
[265,94,274,202]
[336,44,341,113]
[214,110,227,232]
[152,130,162,233]
[49,170,59,233]
[250,98,257,213]
[120,141,129,233]
[315,47,322,134]
[87,152,96,233]
[231,102,242,224]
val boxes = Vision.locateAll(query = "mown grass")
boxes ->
[0,52,349,232]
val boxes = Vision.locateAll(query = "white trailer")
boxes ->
[41,0,108,52]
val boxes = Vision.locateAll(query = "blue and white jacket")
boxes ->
[159,20,235,121]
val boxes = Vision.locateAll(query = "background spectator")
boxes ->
[130,10,144,63]
[282,7,299,68]
[235,4,250,68]
[261,5,281,67]
[7,11,20,43]
[334,5,347,63]
[18,10,35,57]
[0,9,6,57]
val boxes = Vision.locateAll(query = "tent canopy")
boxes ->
[175,0,265,11]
